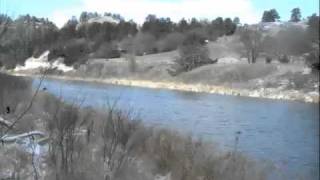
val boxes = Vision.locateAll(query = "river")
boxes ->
[33,78,319,180]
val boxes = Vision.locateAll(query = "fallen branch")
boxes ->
[0,116,12,128]
[0,130,46,143]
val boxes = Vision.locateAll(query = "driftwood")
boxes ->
[0,131,46,143]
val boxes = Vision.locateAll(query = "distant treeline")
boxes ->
[0,9,319,69]
[0,12,239,68]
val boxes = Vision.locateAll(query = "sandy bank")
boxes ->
[12,73,319,103]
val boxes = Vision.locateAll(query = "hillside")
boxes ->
[11,34,319,103]
[3,12,318,103]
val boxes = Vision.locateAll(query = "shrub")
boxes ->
[0,73,31,114]
[132,32,157,55]
[287,73,314,90]
[0,54,17,69]
[125,54,137,73]
[93,42,120,59]
[305,45,319,71]
[49,38,89,66]
[276,28,311,56]
[46,102,83,178]
[156,32,185,52]
[279,54,290,63]
[119,37,133,53]
[169,32,211,75]
[265,56,272,64]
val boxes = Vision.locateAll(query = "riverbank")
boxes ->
[1,72,271,180]
[12,72,319,103]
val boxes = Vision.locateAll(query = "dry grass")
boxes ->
[178,63,277,86]
[0,73,269,180]
[55,34,318,94]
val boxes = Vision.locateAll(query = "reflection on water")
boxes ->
[34,78,319,180]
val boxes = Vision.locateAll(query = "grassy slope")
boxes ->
[12,35,319,102]
[65,35,318,94]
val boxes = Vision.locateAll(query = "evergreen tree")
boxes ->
[224,18,236,35]
[233,17,240,25]
[80,11,88,23]
[262,9,280,22]
[290,8,301,22]
[60,16,78,39]
[177,18,189,32]
[307,14,319,43]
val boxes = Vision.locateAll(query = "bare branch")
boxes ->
[30,136,39,180]
[0,69,48,138]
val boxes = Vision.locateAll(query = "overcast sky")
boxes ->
[1,0,319,27]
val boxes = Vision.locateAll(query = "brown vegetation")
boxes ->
[0,73,268,180]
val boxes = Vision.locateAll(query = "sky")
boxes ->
[0,0,319,27]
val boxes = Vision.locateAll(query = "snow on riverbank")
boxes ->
[15,51,73,72]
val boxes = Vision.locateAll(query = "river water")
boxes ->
[34,78,319,179]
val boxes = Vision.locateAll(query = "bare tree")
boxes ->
[0,0,9,39]
[47,102,80,178]
[102,103,125,179]
[29,136,39,180]
[126,54,137,73]
[239,26,263,64]
[101,100,139,180]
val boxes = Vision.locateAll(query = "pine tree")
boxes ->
[290,8,301,22]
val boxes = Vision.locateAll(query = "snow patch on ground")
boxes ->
[15,51,73,72]
[51,57,74,72]
[15,51,51,71]
[87,16,119,24]
[302,67,312,75]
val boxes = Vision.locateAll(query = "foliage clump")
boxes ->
[169,32,214,75]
